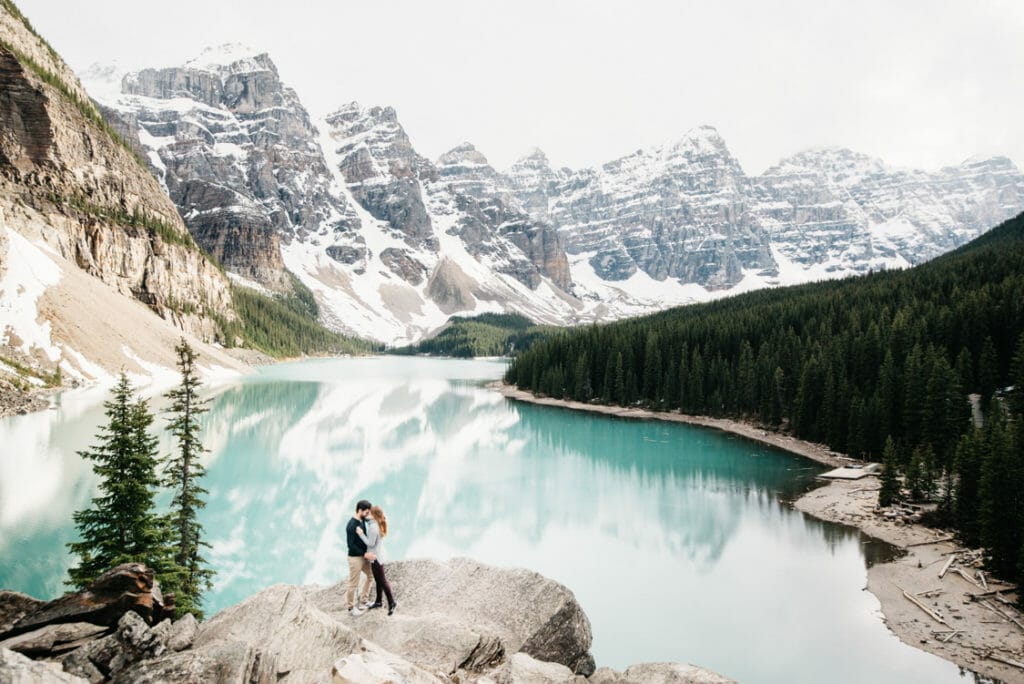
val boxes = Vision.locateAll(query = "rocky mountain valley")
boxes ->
[80,44,1024,347]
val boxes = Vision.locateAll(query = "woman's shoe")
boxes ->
[387,603,396,616]
[367,602,382,610]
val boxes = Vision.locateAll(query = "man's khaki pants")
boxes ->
[346,556,374,608]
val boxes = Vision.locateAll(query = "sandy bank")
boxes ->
[798,479,1023,683]
[493,382,1024,683]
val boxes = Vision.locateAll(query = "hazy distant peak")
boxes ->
[437,142,490,168]
[184,43,273,74]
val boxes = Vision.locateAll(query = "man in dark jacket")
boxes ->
[346,499,374,615]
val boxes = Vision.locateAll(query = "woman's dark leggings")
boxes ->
[372,560,395,608]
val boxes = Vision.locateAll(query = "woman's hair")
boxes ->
[370,505,388,537]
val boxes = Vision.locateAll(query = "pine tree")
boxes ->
[67,374,168,588]
[954,429,984,547]
[163,339,215,619]
[978,406,1023,579]
[1010,332,1024,417]
[978,336,999,407]
[878,436,901,508]
[613,352,625,406]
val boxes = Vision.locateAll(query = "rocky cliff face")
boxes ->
[92,45,361,292]
[519,127,773,288]
[0,4,237,382]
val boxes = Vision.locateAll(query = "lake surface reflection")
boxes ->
[0,357,973,682]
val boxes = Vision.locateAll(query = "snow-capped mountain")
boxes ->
[506,132,1024,290]
[83,47,1024,346]
[87,45,360,292]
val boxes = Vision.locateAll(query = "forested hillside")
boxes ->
[391,313,554,357]
[217,275,382,358]
[507,212,1024,592]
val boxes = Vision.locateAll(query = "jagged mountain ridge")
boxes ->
[90,50,583,345]
[505,131,1024,289]
[86,45,362,293]
[83,46,1024,345]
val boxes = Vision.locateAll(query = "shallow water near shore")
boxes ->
[0,357,976,682]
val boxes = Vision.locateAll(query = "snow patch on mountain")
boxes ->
[0,226,62,363]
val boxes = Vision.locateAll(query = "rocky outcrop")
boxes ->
[0,559,730,683]
[325,103,436,250]
[311,558,595,675]
[752,148,1024,272]
[0,5,235,348]
[0,564,172,642]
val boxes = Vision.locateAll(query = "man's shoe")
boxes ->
[349,607,364,617]
[387,603,396,616]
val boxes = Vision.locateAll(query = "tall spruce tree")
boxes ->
[878,437,901,508]
[163,339,215,618]
[67,374,168,588]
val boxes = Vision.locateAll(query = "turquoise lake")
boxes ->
[0,357,977,682]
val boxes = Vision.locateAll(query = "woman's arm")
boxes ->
[364,523,380,549]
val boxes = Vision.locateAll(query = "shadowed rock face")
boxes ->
[0,564,167,640]
[0,49,53,169]
[436,142,571,290]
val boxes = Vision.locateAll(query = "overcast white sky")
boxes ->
[17,0,1024,174]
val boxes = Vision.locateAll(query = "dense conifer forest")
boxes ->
[506,212,1024,596]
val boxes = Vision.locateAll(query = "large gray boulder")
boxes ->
[117,584,361,683]
[0,592,45,634]
[590,662,735,683]
[0,564,168,641]
[478,652,585,683]
[0,647,88,683]
[309,557,595,676]
[0,622,107,657]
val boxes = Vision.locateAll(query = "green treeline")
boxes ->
[392,312,554,357]
[217,277,381,358]
[506,212,1024,593]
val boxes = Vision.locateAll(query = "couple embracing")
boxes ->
[346,499,396,616]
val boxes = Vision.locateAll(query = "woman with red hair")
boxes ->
[359,505,396,615]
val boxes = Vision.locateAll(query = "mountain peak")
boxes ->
[512,147,550,167]
[437,142,490,168]
[184,44,274,74]
[663,125,727,157]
